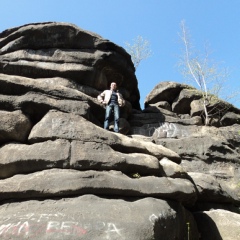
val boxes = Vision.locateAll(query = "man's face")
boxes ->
[110,82,117,90]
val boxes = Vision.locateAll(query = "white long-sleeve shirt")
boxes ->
[97,90,125,107]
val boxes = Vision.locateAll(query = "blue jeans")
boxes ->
[104,103,119,132]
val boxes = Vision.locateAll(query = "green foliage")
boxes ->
[130,173,141,178]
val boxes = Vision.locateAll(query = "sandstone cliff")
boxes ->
[0,22,239,240]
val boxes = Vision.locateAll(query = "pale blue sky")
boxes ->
[1,0,240,108]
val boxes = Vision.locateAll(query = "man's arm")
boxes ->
[117,92,125,107]
[97,91,106,104]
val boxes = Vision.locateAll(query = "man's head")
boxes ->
[110,82,117,91]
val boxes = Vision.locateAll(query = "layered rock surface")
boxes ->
[0,22,239,239]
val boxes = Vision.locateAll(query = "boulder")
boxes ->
[159,157,188,178]
[152,122,198,139]
[172,88,202,114]
[142,105,178,117]
[155,125,240,204]
[0,73,128,125]
[156,135,239,163]
[0,169,197,205]
[188,172,232,203]
[194,209,240,240]
[0,195,199,240]
[70,140,161,176]
[28,110,181,163]
[18,92,91,123]
[145,81,240,128]
[0,110,32,143]
[144,81,188,107]
[190,99,204,117]
[130,116,202,137]
[190,96,240,126]
[0,139,70,179]
[0,22,240,239]
[221,111,240,126]
[0,22,140,109]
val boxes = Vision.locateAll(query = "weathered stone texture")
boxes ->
[28,110,181,162]
[0,139,70,179]
[194,209,240,240]
[0,195,199,240]
[0,169,197,205]
[0,110,32,143]
[0,22,240,240]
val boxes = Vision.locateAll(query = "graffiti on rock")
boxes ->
[131,122,190,138]
[153,122,189,138]
[0,213,123,238]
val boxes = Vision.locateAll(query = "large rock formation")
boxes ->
[0,22,239,239]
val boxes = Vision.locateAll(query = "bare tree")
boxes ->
[125,36,152,69]
[179,20,238,125]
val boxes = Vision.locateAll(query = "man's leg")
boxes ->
[113,104,120,132]
[104,105,112,130]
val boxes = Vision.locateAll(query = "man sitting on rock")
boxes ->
[97,82,125,133]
